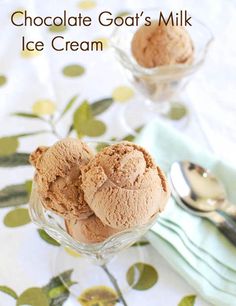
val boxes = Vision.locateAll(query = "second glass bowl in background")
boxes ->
[111,9,213,124]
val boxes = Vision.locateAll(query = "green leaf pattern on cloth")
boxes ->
[126,262,158,290]
[25,180,33,195]
[0,270,74,305]
[32,100,56,116]
[0,286,18,299]
[17,287,49,306]
[73,100,93,132]
[80,119,106,137]
[0,153,30,167]
[42,270,75,306]
[166,102,188,121]
[0,75,7,86]
[73,100,107,137]
[78,286,118,306]
[37,229,60,246]
[49,25,67,33]
[3,208,31,227]
[0,137,19,156]
[91,98,114,116]
[131,241,150,247]
[59,95,78,119]
[178,295,196,306]
[12,112,43,120]
[0,183,30,208]
[62,64,85,77]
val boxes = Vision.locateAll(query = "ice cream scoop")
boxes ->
[30,138,94,220]
[81,142,169,230]
[131,21,194,68]
[65,215,119,243]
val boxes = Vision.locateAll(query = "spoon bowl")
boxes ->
[170,161,228,212]
[169,161,236,246]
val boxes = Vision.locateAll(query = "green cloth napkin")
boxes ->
[135,119,236,306]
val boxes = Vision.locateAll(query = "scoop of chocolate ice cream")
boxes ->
[30,138,94,220]
[81,142,169,230]
[131,21,194,68]
[65,215,119,243]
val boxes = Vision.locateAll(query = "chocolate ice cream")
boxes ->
[30,138,170,244]
[131,21,194,68]
[65,215,119,244]
[81,142,169,230]
[30,138,94,220]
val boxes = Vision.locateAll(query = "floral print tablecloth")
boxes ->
[1,0,234,305]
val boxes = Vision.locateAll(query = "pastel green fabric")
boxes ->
[135,119,236,306]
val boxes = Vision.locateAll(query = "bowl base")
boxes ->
[52,240,152,305]
[120,97,189,135]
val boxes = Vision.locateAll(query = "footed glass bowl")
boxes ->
[29,141,159,306]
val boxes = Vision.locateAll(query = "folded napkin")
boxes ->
[135,119,236,306]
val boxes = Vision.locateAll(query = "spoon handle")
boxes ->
[222,201,236,223]
[208,212,236,247]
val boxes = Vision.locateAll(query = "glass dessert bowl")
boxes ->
[111,9,213,125]
[29,140,169,306]
[29,185,156,305]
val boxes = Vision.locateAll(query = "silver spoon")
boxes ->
[170,161,236,246]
